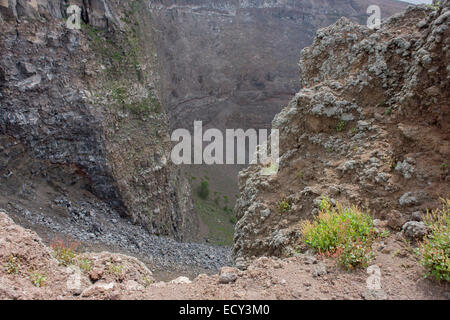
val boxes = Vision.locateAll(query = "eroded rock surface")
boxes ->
[234,2,450,268]
[0,0,198,241]
[150,0,408,132]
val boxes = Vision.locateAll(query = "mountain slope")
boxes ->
[234,2,449,268]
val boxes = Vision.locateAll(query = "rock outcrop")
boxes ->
[234,2,450,268]
[0,0,197,240]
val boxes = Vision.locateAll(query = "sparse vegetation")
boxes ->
[277,198,292,213]
[5,254,20,274]
[50,237,79,267]
[380,230,390,239]
[336,121,347,132]
[108,260,124,276]
[197,180,210,200]
[301,197,376,270]
[78,258,93,273]
[143,276,153,287]
[28,271,46,288]
[297,170,304,181]
[193,191,235,246]
[426,1,440,11]
[418,198,449,282]
[387,155,398,170]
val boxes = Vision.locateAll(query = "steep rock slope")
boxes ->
[234,2,450,268]
[150,0,408,132]
[0,0,197,240]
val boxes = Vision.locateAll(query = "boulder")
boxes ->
[219,267,239,284]
[402,221,428,239]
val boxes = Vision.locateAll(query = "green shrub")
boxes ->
[301,197,376,270]
[50,238,78,267]
[78,258,93,273]
[336,240,374,270]
[197,180,210,200]
[5,254,20,274]
[336,121,347,132]
[277,198,292,213]
[418,198,449,282]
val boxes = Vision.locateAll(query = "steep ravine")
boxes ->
[0,1,449,300]
[148,0,409,244]
[0,0,426,277]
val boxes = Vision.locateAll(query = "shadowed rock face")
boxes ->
[0,0,198,241]
[149,0,409,132]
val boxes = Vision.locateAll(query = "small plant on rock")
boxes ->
[277,198,292,213]
[418,198,449,282]
[336,121,347,132]
[28,271,46,288]
[78,258,93,273]
[5,254,20,274]
[297,170,304,181]
[108,260,124,277]
[142,276,153,287]
[50,237,79,267]
[301,197,376,270]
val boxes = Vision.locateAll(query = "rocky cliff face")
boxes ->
[234,2,450,269]
[149,0,408,132]
[147,0,408,245]
[0,0,198,241]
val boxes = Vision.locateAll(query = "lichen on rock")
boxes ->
[234,1,450,268]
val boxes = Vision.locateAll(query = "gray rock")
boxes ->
[363,289,388,300]
[219,267,239,284]
[18,62,37,76]
[411,211,422,222]
[395,159,415,179]
[402,221,428,239]
[170,276,192,284]
[311,263,327,277]
[260,208,271,219]
[303,255,318,265]
[17,74,41,90]
[399,192,419,207]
